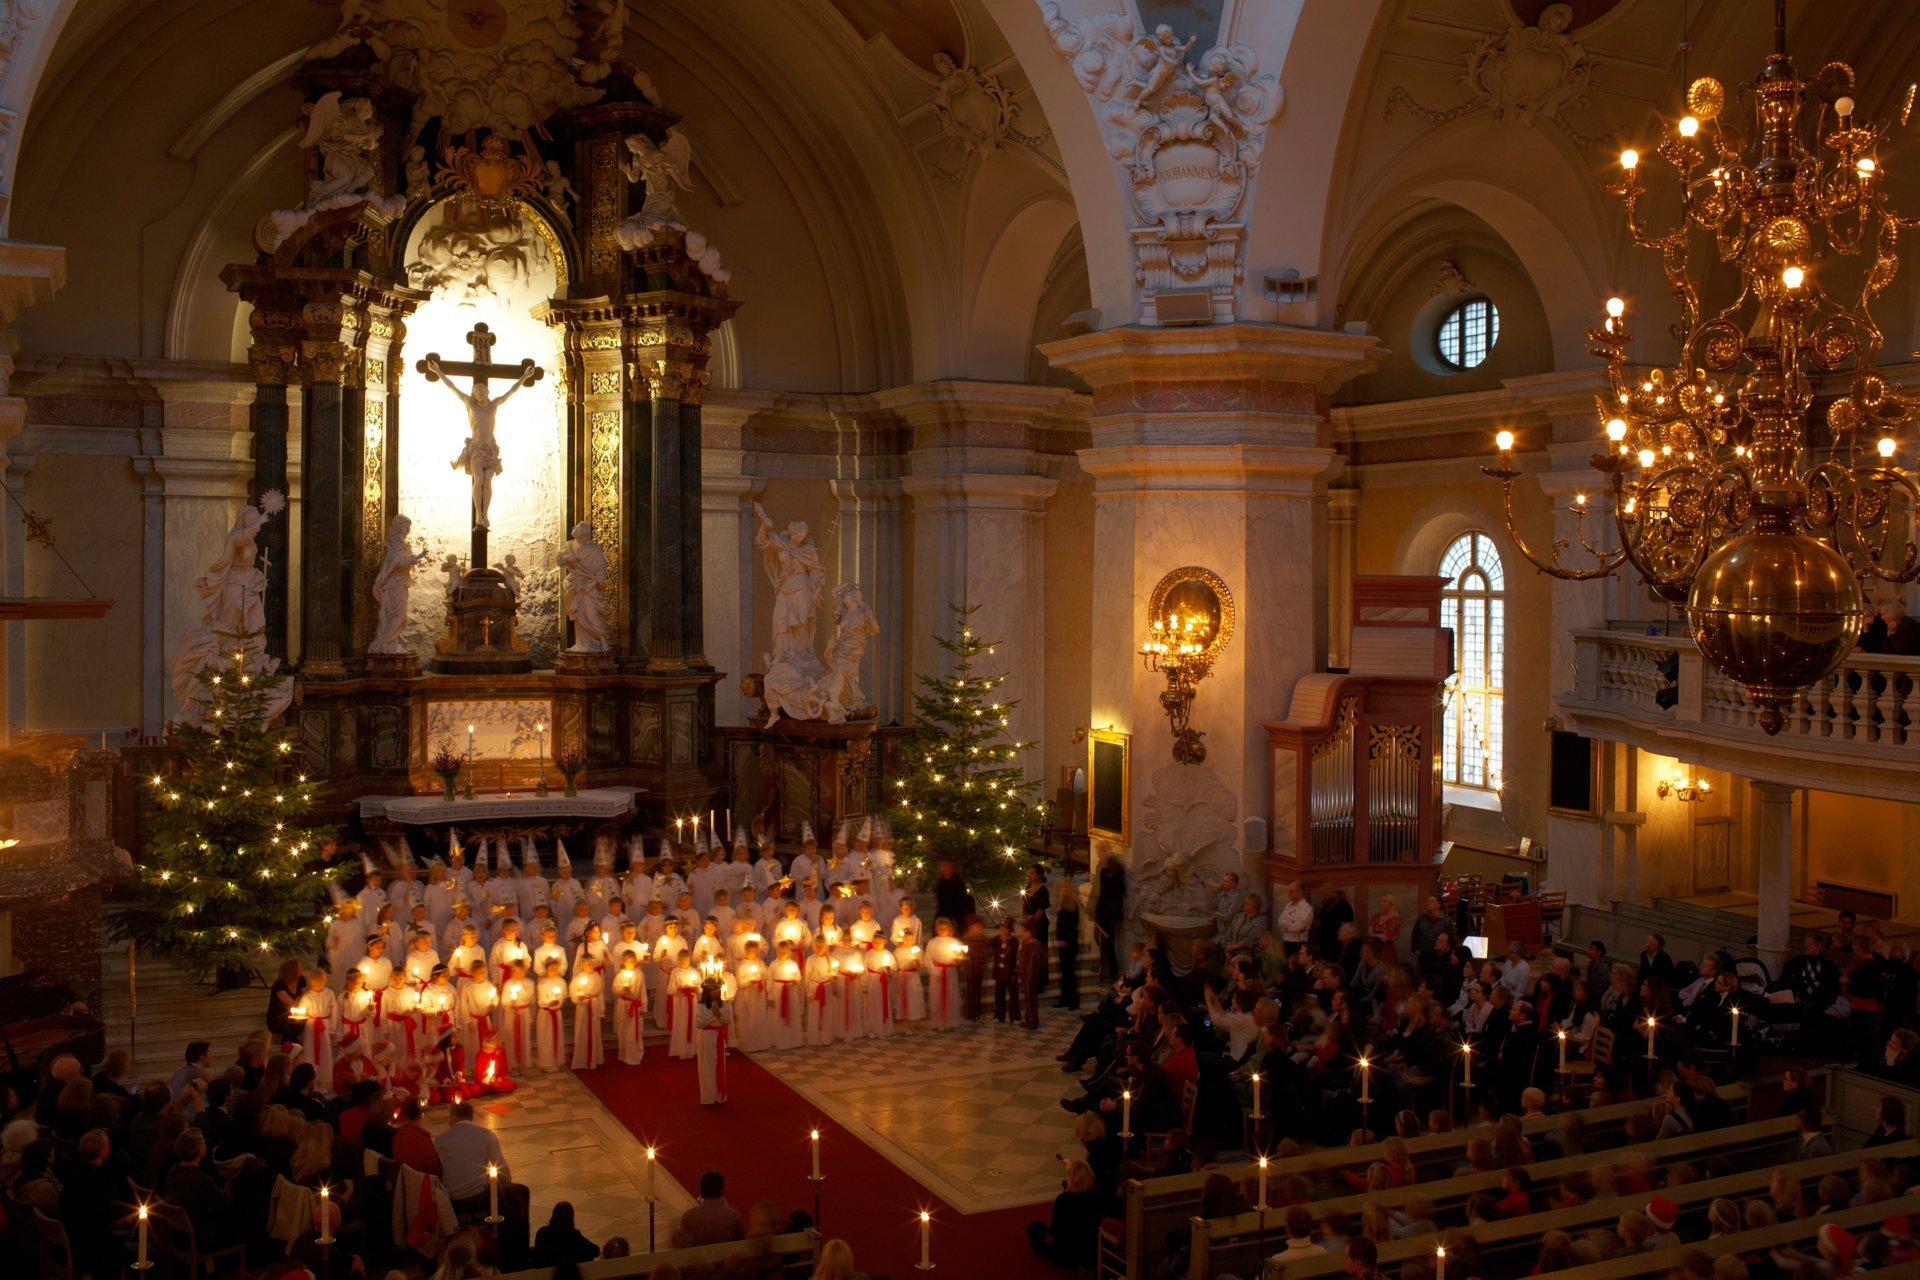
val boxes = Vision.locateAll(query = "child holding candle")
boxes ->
[570,957,607,1070]
[611,918,648,972]
[339,968,374,1048]
[891,899,928,1022]
[419,964,457,1042]
[357,935,394,1022]
[404,925,440,991]
[501,960,535,1072]
[384,966,420,1061]
[612,951,649,1065]
[296,967,340,1082]
[490,918,531,999]
[862,941,895,1040]
[769,939,805,1050]
[535,957,568,1071]
[832,934,864,1042]
[804,935,836,1046]
[734,939,773,1051]
[695,983,733,1105]
[667,953,701,1059]
[653,919,689,1023]
[692,916,727,966]
[926,917,966,1031]
[773,900,813,956]
[448,923,486,989]
[456,959,499,1070]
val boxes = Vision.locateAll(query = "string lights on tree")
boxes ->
[892,605,1041,896]
[112,632,339,985]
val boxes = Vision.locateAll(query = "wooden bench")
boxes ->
[1829,1062,1920,1148]
[493,1229,822,1279]
[1541,1194,1920,1280]
[1211,1139,1920,1280]
[1101,1087,1753,1280]
[1181,1115,1802,1280]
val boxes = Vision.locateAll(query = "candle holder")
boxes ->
[645,1196,658,1254]
[130,1265,156,1274]
[809,1173,824,1230]
[485,1213,505,1227]
[916,1266,936,1273]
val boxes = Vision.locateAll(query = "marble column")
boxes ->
[298,326,351,675]
[1044,325,1381,888]
[645,375,691,669]
[701,442,763,725]
[243,317,297,662]
[1752,780,1795,973]
[1326,487,1359,670]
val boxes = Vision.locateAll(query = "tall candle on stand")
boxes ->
[1121,1089,1133,1137]
[318,1185,333,1244]
[646,1146,657,1200]
[1251,1072,1262,1120]
[1437,1244,1447,1280]
[1257,1155,1269,1211]
[1731,1005,1740,1047]
[1358,1055,1371,1106]
[1557,1027,1568,1073]
[137,1203,149,1268]
[919,1210,932,1267]
[1645,1015,1657,1060]
[488,1164,500,1220]
[811,1129,821,1179]
[1461,1041,1473,1089]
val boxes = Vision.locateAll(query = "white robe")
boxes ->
[535,977,568,1071]
[926,935,965,1030]
[326,916,365,980]
[862,949,895,1040]
[769,957,804,1050]
[383,982,421,1062]
[499,978,535,1071]
[549,876,587,920]
[732,960,772,1052]
[456,979,498,1071]
[424,881,459,939]
[803,953,835,1046]
[296,988,339,1081]
[831,947,863,1042]
[569,970,606,1069]
[696,1001,734,1105]
[666,968,701,1059]
[611,967,648,1065]
[891,918,928,1022]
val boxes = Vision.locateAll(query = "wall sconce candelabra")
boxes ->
[1657,772,1712,803]
[1138,566,1234,765]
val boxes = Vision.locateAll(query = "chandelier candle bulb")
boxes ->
[1879,437,1897,459]
[1782,265,1805,289]
[1607,296,1625,317]
[1607,418,1627,441]
[1621,148,1639,169]
[1496,430,1514,455]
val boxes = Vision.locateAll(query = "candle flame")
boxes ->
[920,1210,931,1223]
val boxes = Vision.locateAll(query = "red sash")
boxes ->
[543,1007,562,1053]
[779,981,794,1020]
[621,996,645,1040]
[935,961,957,1021]
[342,1017,365,1043]
[878,970,892,1019]
[813,983,828,1013]
[396,1013,416,1057]
[371,988,386,1021]
[512,1009,525,1062]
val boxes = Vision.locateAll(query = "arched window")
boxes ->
[1439,531,1505,790]
[1436,297,1499,370]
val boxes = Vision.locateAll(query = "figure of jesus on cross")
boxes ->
[416,322,545,566]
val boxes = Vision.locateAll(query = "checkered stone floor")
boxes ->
[745,1002,1091,1213]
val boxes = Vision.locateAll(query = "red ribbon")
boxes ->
[879,970,892,1021]
[780,981,794,1020]
[512,1009,525,1063]
[371,988,386,1020]
[399,1013,416,1057]
[343,1018,365,1043]
[622,995,645,1041]
[543,1007,561,1056]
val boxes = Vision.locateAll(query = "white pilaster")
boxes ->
[1752,780,1795,972]
[701,447,763,726]
[831,476,904,723]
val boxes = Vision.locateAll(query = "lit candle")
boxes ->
[1358,1055,1371,1106]
[537,721,545,770]
[1437,1244,1447,1280]
[1251,1072,1262,1120]
[1461,1041,1473,1089]
[646,1146,657,1200]
[318,1185,333,1244]
[1257,1155,1269,1210]
[1645,1015,1657,1060]
[488,1163,499,1219]
[1557,1027,1568,1073]
[811,1128,821,1180]
[1122,1089,1133,1137]
[919,1209,932,1268]
[1730,1005,1740,1047]
[468,724,475,758]
[137,1203,149,1269]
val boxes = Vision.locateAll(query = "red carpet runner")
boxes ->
[577,1053,1072,1278]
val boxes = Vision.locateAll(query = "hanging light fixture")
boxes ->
[1656,772,1712,804]
[1486,0,1919,734]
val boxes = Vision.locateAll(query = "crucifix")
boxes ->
[416,322,545,568]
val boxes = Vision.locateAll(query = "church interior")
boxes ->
[1,0,1919,1276]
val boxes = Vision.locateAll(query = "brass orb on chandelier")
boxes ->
[1485,2,1916,734]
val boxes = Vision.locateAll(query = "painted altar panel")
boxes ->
[426,698,554,759]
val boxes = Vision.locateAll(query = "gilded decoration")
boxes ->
[586,135,623,277]
[366,358,387,385]
[580,331,620,351]
[590,408,623,638]
[1366,723,1421,763]
[362,401,388,638]
[588,369,620,394]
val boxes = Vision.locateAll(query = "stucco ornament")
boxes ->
[263,92,407,250]
[926,52,1053,185]
[1386,3,1605,142]
[1129,760,1239,923]
[377,0,599,136]
[613,129,691,246]
[370,514,430,655]
[1040,7,1284,324]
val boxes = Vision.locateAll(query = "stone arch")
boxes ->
[965,195,1079,380]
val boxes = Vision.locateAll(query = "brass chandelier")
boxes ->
[1486,1,1920,734]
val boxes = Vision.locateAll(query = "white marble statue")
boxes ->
[404,145,433,200]
[497,554,525,601]
[541,161,578,225]
[614,128,692,248]
[370,514,429,654]
[420,355,540,532]
[441,553,466,599]
[303,92,384,205]
[168,495,293,727]
[754,502,825,676]
[557,522,611,654]
[817,583,879,723]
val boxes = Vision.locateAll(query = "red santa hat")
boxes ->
[1820,1224,1856,1270]
[1646,1196,1678,1231]
[555,839,573,872]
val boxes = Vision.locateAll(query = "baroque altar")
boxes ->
[212,0,739,825]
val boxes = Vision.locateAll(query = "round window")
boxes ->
[1436,297,1500,370]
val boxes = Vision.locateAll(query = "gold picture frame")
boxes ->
[1087,729,1131,844]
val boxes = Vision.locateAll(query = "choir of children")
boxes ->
[300,813,1050,1100]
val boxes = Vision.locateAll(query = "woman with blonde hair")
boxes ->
[809,1238,860,1280]
[1706,1198,1741,1238]
[290,1119,336,1186]
[1360,1201,1394,1243]
[1770,1168,1807,1220]
[1615,1210,1653,1255]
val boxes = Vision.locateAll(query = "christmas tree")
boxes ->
[891,606,1042,896]
[112,635,339,983]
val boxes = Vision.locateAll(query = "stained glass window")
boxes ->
[1440,532,1504,790]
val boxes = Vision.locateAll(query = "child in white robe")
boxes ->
[653,923,689,1024]
[611,920,648,973]
[673,892,700,939]
[384,968,421,1061]
[818,905,843,951]
[691,917,726,965]
[490,920,532,993]
[798,881,825,930]
[926,919,966,1031]
[849,903,881,949]
[424,864,458,940]
[564,900,594,950]
[500,961,535,1072]
[862,944,895,1040]
[296,968,340,1083]
[569,959,606,1070]
[440,901,477,956]
[710,891,737,939]
[532,924,568,983]
[448,926,486,991]
[456,960,498,1071]
[599,897,630,947]
[803,937,835,1046]
[769,940,804,1050]
[666,956,701,1059]
[418,965,457,1043]
[404,930,441,990]
[726,917,758,965]
[831,939,864,1042]
[891,902,927,1022]
[611,952,649,1065]
[732,941,772,1052]
[638,899,669,949]
[535,959,568,1072]
[695,987,733,1105]
[773,902,813,957]
[574,921,610,974]
[339,968,375,1050]
[325,899,365,979]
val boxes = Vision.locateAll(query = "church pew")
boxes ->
[1829,1062,1920,1147]
[1187,1137,1920,1280]
[493,1229,821,1279]
[1179,1114,1802,1280]
[1532,1194,1920,1280]
[1102,1087,1754,1280]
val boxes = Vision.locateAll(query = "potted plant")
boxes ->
[555,745,588,797]
[430,746,465,802]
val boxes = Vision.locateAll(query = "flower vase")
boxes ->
[563,773,579,798]
[441,775,457,802]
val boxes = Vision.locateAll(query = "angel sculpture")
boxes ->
[541,161,579,225]
[302,92,384,206]
[1188,52,1246,135]
[619,128,693,228]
